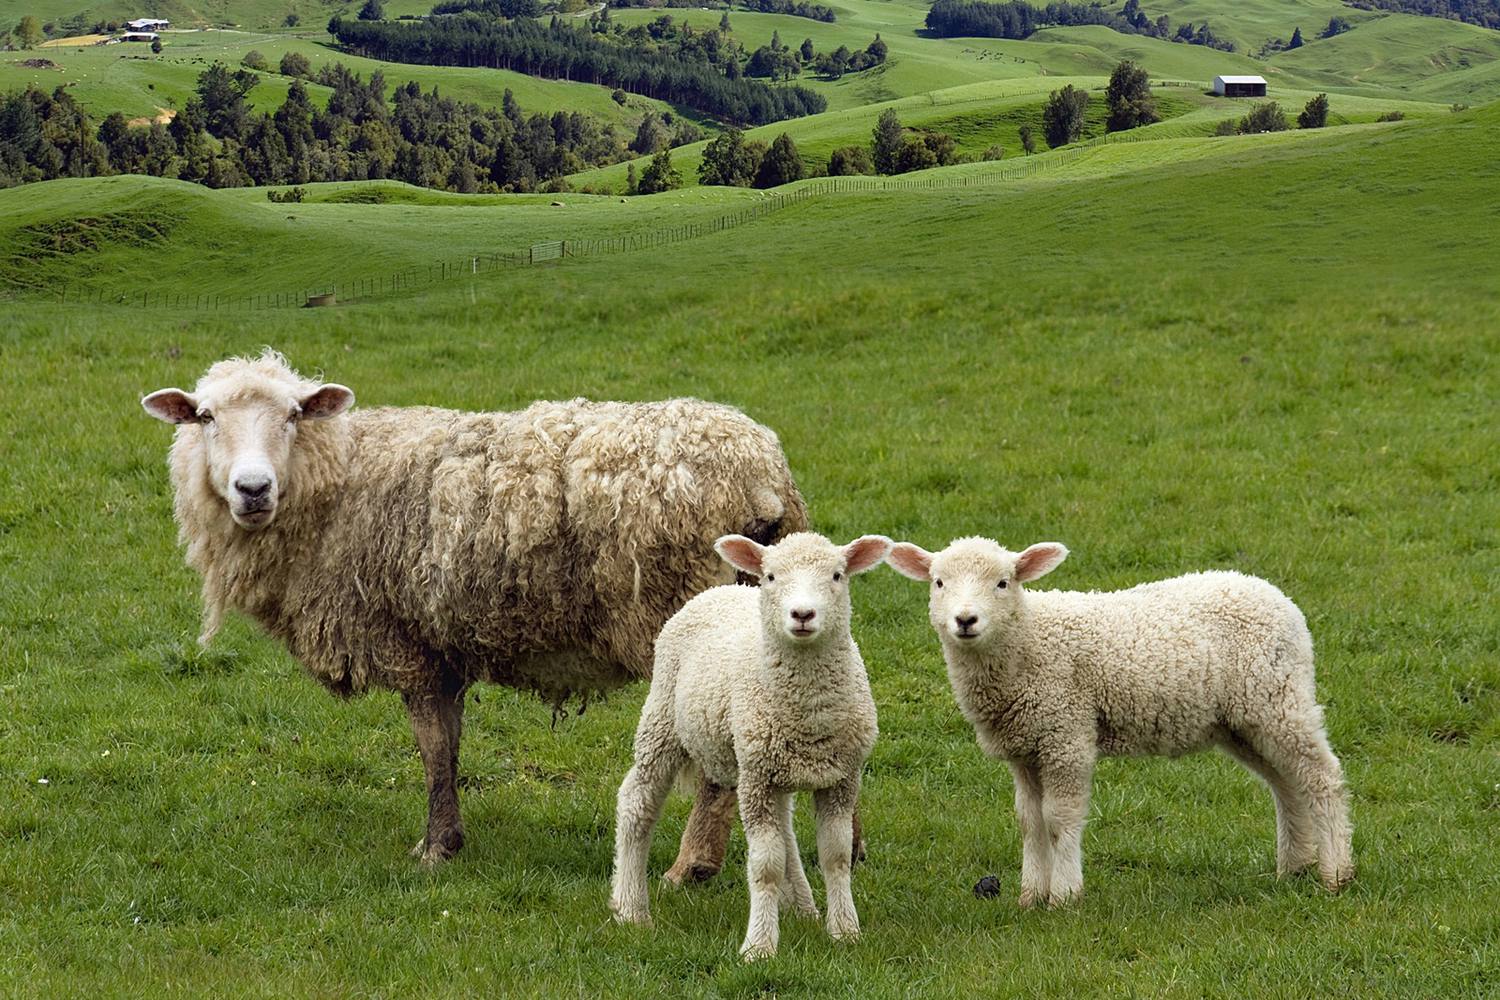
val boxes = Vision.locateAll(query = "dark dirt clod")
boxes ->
[973,875,1002,899]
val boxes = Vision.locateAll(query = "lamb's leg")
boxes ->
[814,778,860,942]
[1008,760,1051,909]
[1249,721,1354,891]
[1040,754,1094,907]
[1220,734,1317,877]
[739,783,788,961]
[403,675,467,867]
[609,742,686,926]
[777,792,819,919]
[664,778,737,885]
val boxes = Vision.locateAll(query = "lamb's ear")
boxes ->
[1015,543,1068,582]
[843,535,893,576]
[886,542,934,581]
[715,534,766,577]
[299,383,355,420]
[142,388,200,424]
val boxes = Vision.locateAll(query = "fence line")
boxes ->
[42,136,1118,311]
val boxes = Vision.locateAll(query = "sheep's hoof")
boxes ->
[609,903,652,927]
[827,921,860,942]
[1320,864,1356,892]
[410,835,459,868]
[739,941,776,963]
[794,902,821,921]
[1017,887,1044,909]
[663,861,720,886]
[1046,887,1082,908]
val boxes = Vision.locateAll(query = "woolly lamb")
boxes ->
[141,350,810,869]
[610,532,891,961]
[887,537,1354,905]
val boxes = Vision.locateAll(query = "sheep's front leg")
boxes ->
[1040,754,1094,906]
[814,777,860,942]
[739,782,788,961]
[403,675,467,867]
[778,792,819,919]
[1008,760,1051,908]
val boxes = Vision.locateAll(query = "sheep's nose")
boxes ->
[790,608,816,624]
[954,614,979,631]
[235,475,272,500]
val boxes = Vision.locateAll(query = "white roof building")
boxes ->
[1214,75,1268,96]
[126,18,170,30]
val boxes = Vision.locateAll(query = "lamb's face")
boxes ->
[715,532,892,648]
[887,537,1068,649]
[143,363,353,531]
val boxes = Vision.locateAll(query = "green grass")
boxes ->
[2,101,1498,996]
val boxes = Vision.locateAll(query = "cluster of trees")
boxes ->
[1346,0,1500,29]
[744,30,886,80]
[432,0,544,16]
[738,0,836,22]
[329,13,827,125]
[694,128,806,187]
[1322,16,1354,37]
[1036,62,1154,149]
[0,61,647,192]
[925,0,1234,51]
[1213,94,1330,136]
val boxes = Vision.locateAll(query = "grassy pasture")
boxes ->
[2,102,1498,996]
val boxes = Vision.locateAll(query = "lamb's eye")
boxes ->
[935,579,944,589]
[998,580,1008,589]
[833,571,842,582]
[198,411,214,424]
[765,573,775,582]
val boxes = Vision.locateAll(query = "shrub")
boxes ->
[982,144,1005,161]
[279,51,312,78]
[611,88,628,105]
[266,186,306,203]
[753,132,804,188]
[1238,101,1288,134]
[1018,124,1035,154]
[1376,110,1405,122]
[1298,93,1328,129]
[284,12,301,26]
[1214,118,1237,136]
[243,50,269,71]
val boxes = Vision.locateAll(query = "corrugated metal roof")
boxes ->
[1215,75,1267,85]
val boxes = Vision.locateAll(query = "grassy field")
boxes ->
[2,101,1497,996]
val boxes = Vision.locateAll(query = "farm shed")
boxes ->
[1214,75,1267,98]
[126,18,170,29]
[111,31,159,42]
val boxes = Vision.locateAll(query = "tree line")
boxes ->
[924,0,1234,51]
[1345,0,1500,29]
[328,13,827,125]
[0,60,652,192]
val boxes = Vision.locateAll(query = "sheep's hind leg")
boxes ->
[777,792,819,919]
[1250,721,1354,891]
[814,778,861,942]
[664,778,737,885]
[1219,733,1318,878]
[739,783,789,961]
[1008,761,1051,909]
[404,674,468,867]
[610,742,687,926]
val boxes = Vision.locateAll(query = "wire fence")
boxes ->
[40,130,1140,311]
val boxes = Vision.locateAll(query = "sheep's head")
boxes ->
[142,351,353,531]
[887,537,1067,647]
[715,532,891,648]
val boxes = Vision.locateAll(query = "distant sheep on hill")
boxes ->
[142,349,809,868]
[888,537,1354,904]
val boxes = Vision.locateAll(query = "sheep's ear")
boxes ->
[843,535,893,576]
[300,383,354,420]
[142,388,200,424]
[1015,543,1068,582]
[715,535,766,576]
[887,542,934,581]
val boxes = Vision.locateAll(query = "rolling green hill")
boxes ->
[1267,12,1500,100]
[1,100,1496,996]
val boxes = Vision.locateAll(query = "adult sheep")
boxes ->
[142,349,809,870]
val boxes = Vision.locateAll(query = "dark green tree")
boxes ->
[358,0,384,20]
[1288,26,1304,48]
[698,127,763,186]
[827,144,873,175]
[629,111,669,154]
[1238,101,1288,133]
[1298,92,1329,129]
[799,37,815,61]
[753,132,803,188]
[151,37,162,53]
[871,107,902,174]
[636,147,679,193]
[1018,123,1035,154]
[1042,84,1089,147]
[280,51,312,77]
[1105,60,1157,132]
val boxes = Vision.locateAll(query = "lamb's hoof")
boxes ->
[974,875,1002,899]
[740,941,776,963]
[410,833,460,868]
[1046,886,1082,908]
[1017,887,1044,909]
[663,861,720,886]
[827,920,860,942]
[1320,864,1356,892]
[609,902,652,927]
[795,902,821,921]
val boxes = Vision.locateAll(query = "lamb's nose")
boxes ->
[235,475,272,500]
[955,614,979,631]
[790,608,816,624]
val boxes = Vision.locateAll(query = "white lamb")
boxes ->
[610,531,892,961]
[887,537,1354,906]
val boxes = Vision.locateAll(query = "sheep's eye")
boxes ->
[833,571,842,582]
[998,580,1008,589]
[935,579,944,588]
[198,411,214,424]
[765,573,775,582]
